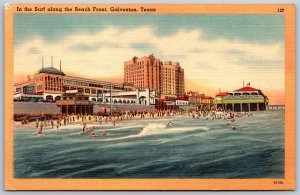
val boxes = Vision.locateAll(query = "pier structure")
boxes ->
[56,91,93,115]
[267,105,285,110]
[214,84,269,112]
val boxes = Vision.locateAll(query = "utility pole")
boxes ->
[96,90,99,103]
[42,56,44,69]
[110,84,112,116]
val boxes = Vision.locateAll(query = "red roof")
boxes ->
[203,96,213,99]
[196,94,204,98]
[234,86,260,92]
[216,92,229,97]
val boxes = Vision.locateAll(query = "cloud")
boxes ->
[27,47,41,54]
[14,26,284,104]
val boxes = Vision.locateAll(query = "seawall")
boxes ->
[14,102,60,115]
[14,102,156,115]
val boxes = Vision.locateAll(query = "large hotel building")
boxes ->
[124,54,185,99]
[14,54,185,106]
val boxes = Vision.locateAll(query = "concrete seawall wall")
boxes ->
[14,102,156,115]
[14,102,60,115]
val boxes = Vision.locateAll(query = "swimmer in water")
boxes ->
[35,129,44,135]
[101,131,109,136]
[167,121,173,126]
[232,126,237,130]
[90,132,97,137]
[35,122,45,135]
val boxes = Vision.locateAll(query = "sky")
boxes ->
[14,14,285,104]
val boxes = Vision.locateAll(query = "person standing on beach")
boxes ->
[50,120,54,129]
[82,122,87,133]
[56,120,59,129]
[35,118,39,129]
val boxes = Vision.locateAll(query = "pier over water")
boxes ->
[267,105,285,110]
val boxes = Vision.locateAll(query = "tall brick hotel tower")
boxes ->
[124,54,184,99]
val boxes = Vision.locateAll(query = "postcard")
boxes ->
[4,4,295,190]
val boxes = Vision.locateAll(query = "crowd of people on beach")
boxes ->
[16,108,254,137]
[20,109,184,136]
[187,108,254,130]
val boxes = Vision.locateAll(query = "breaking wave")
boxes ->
[101,123,209,141]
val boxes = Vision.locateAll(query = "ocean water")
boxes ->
[14,110,284,178]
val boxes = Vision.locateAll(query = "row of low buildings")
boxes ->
[14,55,268,112]
[156,84,269,112]
[52,85,268,114]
